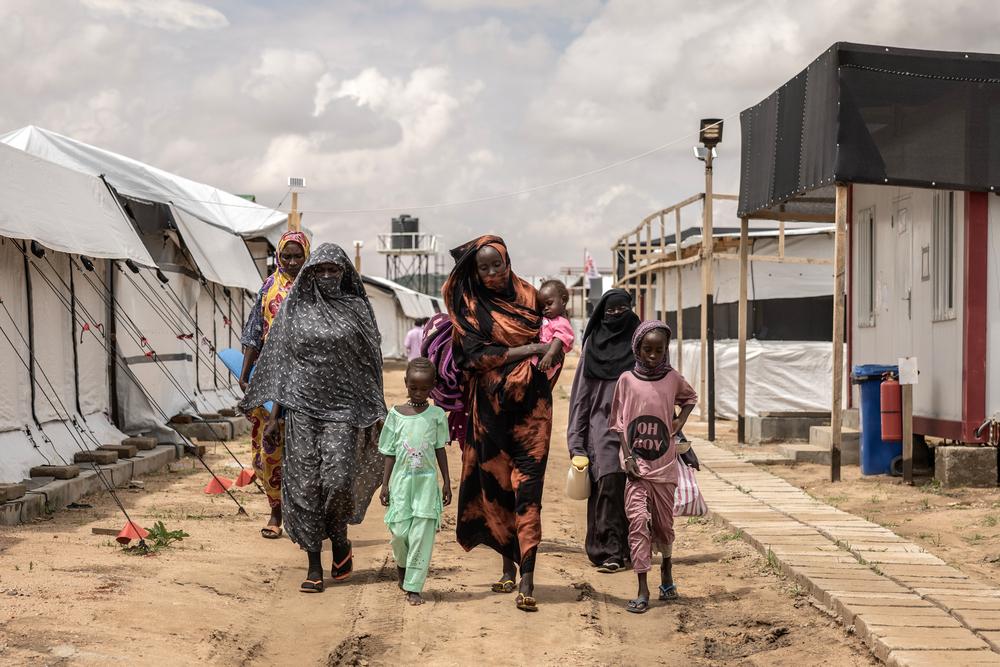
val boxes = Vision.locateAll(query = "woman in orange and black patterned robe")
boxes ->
[444,235,558,612]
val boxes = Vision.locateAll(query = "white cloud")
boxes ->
[6,0,1000,276]
[80,0,228,31]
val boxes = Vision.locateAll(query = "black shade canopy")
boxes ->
[738,42,1000,217]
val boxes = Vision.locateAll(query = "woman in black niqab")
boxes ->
[566,289,640,570]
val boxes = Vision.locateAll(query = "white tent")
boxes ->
[0,142,157,483]
[0,127,275,432]
[0,126,288,246]
[362,275,443,359]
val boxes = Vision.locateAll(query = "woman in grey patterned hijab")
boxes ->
[240,243,387,593]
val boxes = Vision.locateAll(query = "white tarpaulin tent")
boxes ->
[0,127,268,292]
[362,275,443,359]
[0,143,158,483]
[0,126,288,245]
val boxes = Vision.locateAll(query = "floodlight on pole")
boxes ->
[695,117,722,442]
[699,118,723,148]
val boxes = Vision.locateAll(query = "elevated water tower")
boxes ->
[377,214,440,294]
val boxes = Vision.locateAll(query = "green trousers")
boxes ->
[389,517,437,593]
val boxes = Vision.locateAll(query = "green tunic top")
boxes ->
[378,406,449,526]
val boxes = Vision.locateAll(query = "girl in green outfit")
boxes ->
[379,357,453,605]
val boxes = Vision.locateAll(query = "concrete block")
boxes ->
[172,416,248,442]
[0,445,175,526]
[886,650,1000,667]
[73,450,119,465]
[99,443,138,459]
[0,483,27,502]
[122,436,157,451]
[935,446,998,488]
[29,465,80,480]
[747,413,830,444]
[843,408,860,430]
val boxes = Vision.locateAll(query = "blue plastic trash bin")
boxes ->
[851,364,903,475]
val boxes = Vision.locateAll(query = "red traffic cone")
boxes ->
[204,475,233,495]
[116,521,149,545]
[234,469,256,487]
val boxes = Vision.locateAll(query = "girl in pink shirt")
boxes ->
[609,320,697,614]
[535,279,575,386]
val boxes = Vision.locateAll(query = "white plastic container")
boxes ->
[566,463,590,500]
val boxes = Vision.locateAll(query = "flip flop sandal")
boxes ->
[300,579,324,593]
[491,577,516,593]
[260,526,282,539]
[597,561,623,574]
[659,584,679,601]
[515,592,538,612]
[626,597,649,614]
[331,546,353,582]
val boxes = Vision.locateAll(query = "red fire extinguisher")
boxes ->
[881,375,902,441]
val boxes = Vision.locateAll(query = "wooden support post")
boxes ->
[703,155,716,441]
[737,216,749,445]
[902,383,914,484]
[289,191,300,231]
[778,219,785,258]
[675,208,684,375]
[831,184,848,482]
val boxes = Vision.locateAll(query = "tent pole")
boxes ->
[737,217,749,444]
[107,261,121,428]
[69,258,84,416]
[831,184,848,482]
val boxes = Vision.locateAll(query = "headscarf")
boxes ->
[261,230,311,337]
[239,243,386,427]
[421,313,464,412]
[582,288,640,380]
[631,320,672,381]
[443,235,541,403]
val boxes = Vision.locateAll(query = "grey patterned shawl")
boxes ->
[239,243,387,427]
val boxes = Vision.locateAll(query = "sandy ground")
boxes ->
[0,357,876,666]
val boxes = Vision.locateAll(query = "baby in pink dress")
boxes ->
[535,279,575,385]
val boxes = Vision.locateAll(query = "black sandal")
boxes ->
[300,578,324,593]
[659,584,679,601]
[332,542,353,582]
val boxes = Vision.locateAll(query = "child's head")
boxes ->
[405,357,437,404]
[539,279,569,319]
[632,321,672,371]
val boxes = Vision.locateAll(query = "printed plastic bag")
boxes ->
[674,461,708,516]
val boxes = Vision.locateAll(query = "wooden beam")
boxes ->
[830,183,848,483]
[902,383,914,484]
[737,216,749,445]
[715,254,834,265]
[749,211,835,223]
[675,208,684,376]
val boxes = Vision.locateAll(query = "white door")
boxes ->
[893,196,914,357]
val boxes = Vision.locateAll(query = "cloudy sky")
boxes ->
[2,0,999,275]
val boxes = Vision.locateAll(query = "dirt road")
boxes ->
[0,359,875,666]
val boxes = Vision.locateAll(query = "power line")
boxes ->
[162,116,738,216]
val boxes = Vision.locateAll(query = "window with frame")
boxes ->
[932,192,956,321]
[857,207,876,327]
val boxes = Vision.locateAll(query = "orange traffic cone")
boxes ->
[235,469,255,487]
[204,475,233,495]
[116,520,149,545]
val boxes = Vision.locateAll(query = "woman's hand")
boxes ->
[379,485,390,507]
[441,482,452,506]
[537,351,558,372]
[238,378,250,392]
[264,416,281,440]
[624,455,641,480]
